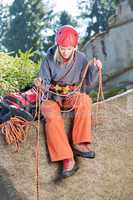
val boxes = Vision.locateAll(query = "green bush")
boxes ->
[0,49,40,96]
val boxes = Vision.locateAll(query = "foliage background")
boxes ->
[0,50,40,96]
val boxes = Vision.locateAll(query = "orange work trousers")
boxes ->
[41,92,92,162]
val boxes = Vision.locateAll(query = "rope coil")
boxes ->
[0,116,37,152]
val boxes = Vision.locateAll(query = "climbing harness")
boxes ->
[47,58,104,113]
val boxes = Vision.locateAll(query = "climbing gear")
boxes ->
[55,25,78,47]
[60,159,79,178]
[73,143,96,158]
[50,82,80,95]
[48,58,100,113]
[0,87,41,200]
[97,67,104,102]
[74,148,95,158]
[3,87,37,120]
[95,67,105,128]
[0,102,11,123]
[73,144,95,158]
[0,87,39,152]
[0,116,37,152]
[34,87,41,200]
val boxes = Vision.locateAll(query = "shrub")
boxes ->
[0,49,40,96]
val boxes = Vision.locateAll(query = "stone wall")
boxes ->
[82,0,133,90]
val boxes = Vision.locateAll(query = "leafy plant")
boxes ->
[0,49,40,96]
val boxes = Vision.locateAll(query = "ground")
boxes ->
[0,89,133,200]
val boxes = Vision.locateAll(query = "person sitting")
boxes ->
[34,25,102,178]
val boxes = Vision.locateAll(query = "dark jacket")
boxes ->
[39,46,99,100]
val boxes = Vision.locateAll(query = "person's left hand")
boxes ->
[93,58,102,70]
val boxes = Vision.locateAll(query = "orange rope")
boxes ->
[0,88,41,200]
[35,88,41,200]
[0,116,37,152]
[95,68,105,128]
[33,87,40,120]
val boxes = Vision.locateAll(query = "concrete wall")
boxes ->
[82,0,133,90]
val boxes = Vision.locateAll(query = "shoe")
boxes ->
[74,144,96,159]
[74,148,95,158]
[60,159,79,178]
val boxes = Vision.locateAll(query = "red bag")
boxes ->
[3,88,38,121]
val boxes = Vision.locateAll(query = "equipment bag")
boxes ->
[2,88,38,122]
